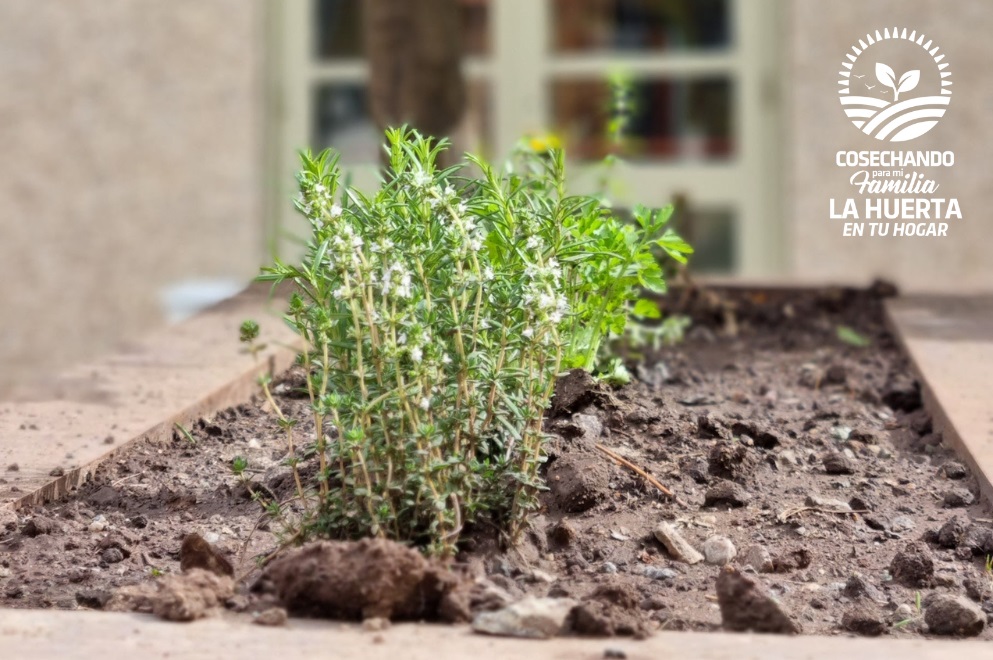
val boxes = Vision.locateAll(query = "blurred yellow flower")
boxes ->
[527,133,562,152]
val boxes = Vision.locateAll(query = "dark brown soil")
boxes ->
[2,284,993,640]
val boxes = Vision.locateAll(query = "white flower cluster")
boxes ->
[376,262,413,300]
[301,179,339,218]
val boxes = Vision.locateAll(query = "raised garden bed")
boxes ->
[3,284,993,647]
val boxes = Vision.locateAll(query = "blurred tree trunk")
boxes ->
[363,0,465,166]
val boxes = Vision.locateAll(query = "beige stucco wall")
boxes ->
[0,1,265,393]
[787,0,993,292]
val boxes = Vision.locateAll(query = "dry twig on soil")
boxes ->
[594,443,683,506]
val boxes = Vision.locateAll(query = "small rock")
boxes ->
[804,495,851,512]
[938,461,968,480]
[925,595,985,636]
[892,603,915,623]
[831,426,853,441]
[964,577,990,602]
[848,495,875,511]
[130,515,148,530]
[22,517,57,537]
[702,536,737,566]
[937,516,967,548]
[472,597,577,639]
[961,525,993,555]
[741,545,774,573]
[882,378,921,412]
[600,562,618,574]
[653,523,704,565]
[101,548,125,564]
[863,514,889,531]
[943,488,975,508]
[603,648,627,659]
[548,519,577,547]
[708,442,754,482]
[824,364,847,385]
[890,515,916,533]
[254,607,288,626]
[715,567,802,634]
[842,603,886,636]
[75,590,112,609]
[180,533,234,577]
[889,542,934,587]
[89,515,108,533]
[822,452,854,475]
[247,438,262,450]
[703,481,752,508]
[842,575,886,604]
[571,413,603,440]
[729,421,782,450]
[641,566,677,581]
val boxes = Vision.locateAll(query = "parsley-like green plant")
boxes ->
[249,127,689,555]
[503,146,692,370]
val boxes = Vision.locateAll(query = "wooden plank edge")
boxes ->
[6,346,299,511]
[882,299,993,506]
[0,611,988,660]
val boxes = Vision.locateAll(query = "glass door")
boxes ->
[275,0,782,275]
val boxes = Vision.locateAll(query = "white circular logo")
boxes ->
[839,28,952,142]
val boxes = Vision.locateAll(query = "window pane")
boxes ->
[314,0,364,59]
[551,77,734,161]
[314,0,490,60]
[552,0,731,53]
[312,83,379,164]
[311,81,492,164]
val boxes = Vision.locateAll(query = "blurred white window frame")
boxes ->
[270,0,784,276]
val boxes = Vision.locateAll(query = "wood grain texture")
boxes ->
[0,283,300,510]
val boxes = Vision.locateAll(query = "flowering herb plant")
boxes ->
[246,127,690,554]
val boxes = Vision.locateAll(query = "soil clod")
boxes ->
[262,538,468,622]
[889,542,935,588]
[703,481,751,508]
[842,603,886,637]
[547,455,609,513]
[180,533,234,577]
[715,567,802,635]
[925,595,985,637]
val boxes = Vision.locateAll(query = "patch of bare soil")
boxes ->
[2,284,992,640]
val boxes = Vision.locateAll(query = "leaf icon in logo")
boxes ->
[897,70,920,98]
[876,62,897,88]
[875,62,920,102]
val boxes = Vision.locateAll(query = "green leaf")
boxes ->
[836,325,871,347]
[639,268,667,294]
[600,358,631,386]
[632,298,661,319]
